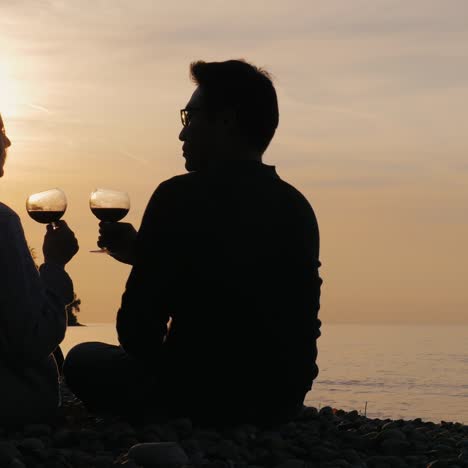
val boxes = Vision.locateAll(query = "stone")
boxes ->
[256,431,286,451]
[128,442,189,467]
[310,446,339,462]
[404,455,428,466]
[427,460,453,468]
[365,455,406,467]
[381,438,411,456]
[204,462,230,468]
[433,444,456,455]
[53,429,78,447]
[275,459,306,468]
[213,439,240,460]
[457,439,468,449]
[296,406,318,420]
[93,454,114,467]
[342,448,362,464]
[321,459,350,468]
[377,429,407,442]
[23,424,52,437]
[169,418,193,439]
[7,459,27,468]
[17,438,46,452]
[278,422,298,438]
[347,410,360,421]
[120,460,139,468]
[0,442,21,465]
[319,406,334,417]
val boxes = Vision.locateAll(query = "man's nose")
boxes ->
[178,126,187,142]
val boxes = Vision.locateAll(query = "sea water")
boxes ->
[61,323,468,424]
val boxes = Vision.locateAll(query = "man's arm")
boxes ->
[116,181,179,363]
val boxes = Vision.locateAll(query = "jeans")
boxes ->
[63,342,305,427]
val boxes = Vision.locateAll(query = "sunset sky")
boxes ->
[1,0,467,323]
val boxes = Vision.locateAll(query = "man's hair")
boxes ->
[190,59,279,154]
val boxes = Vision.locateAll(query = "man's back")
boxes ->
[118,161,322,423]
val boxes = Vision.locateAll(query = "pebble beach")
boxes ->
[1,386,468,468]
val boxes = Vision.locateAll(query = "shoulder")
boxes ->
[0,203,27,249]
[276,178,315,210]
[157,172,200,192]
[0,202,19,220]
[148,172,200,202]
[0,203,22,230]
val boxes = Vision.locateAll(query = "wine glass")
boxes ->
[26,188,67,228]
[89,188,130,253]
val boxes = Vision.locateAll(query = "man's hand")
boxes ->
[98,222,137,265]
[43,220,79,267]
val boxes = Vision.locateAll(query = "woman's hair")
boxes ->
[190,60,279,154]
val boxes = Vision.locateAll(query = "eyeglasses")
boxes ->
[180,107,200,127]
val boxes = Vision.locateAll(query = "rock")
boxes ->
[459,451,468,462]
[0,442,21,465]
[141,431,160,443]
[319,406,334,418]
[256,431,286,451]
[380,438,411,456]
[119,460,139,468]
[7,459,27,468]
[342,448,363,464]
[53,429,78,447]
[204,462,230,468]
[93,454,114,467]
[179,438,202,455]
[377,429,407,442]
[169,418,193,439]
[404,455,428,466]
[347,409,360,421]
[296,406,318,420]
[365,455,406,467]
[17,438,46,452]
[128,442,189,467]
[313,446,340,462]
[432,444,456,455]
[275,459,306,468]
[278,422,298,438]
[321,459,350,468]
[409,428,428,442]
[427,460,452,468]
[212,439,240,460]
[382,421,401,431]
[23,424,52,437]
[456,439,468,449]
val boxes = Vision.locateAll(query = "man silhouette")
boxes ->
[64,60,322,426]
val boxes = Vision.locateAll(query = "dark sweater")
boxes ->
[117,161,322,422]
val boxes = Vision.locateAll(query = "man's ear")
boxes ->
[219,108,237,128]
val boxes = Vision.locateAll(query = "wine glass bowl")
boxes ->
[26,188,67,225]
[89,188,130,253]
[90,189,130,222]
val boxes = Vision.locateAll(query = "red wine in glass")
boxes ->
[89,188,130,253]
[90,207,129,222]
[26,189,67,228]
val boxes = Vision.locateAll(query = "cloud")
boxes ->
[28,103,50,113]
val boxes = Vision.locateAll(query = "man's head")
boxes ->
[0,113,12,178]
[179,59,279,172]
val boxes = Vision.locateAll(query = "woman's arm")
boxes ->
[0,210,75,367]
